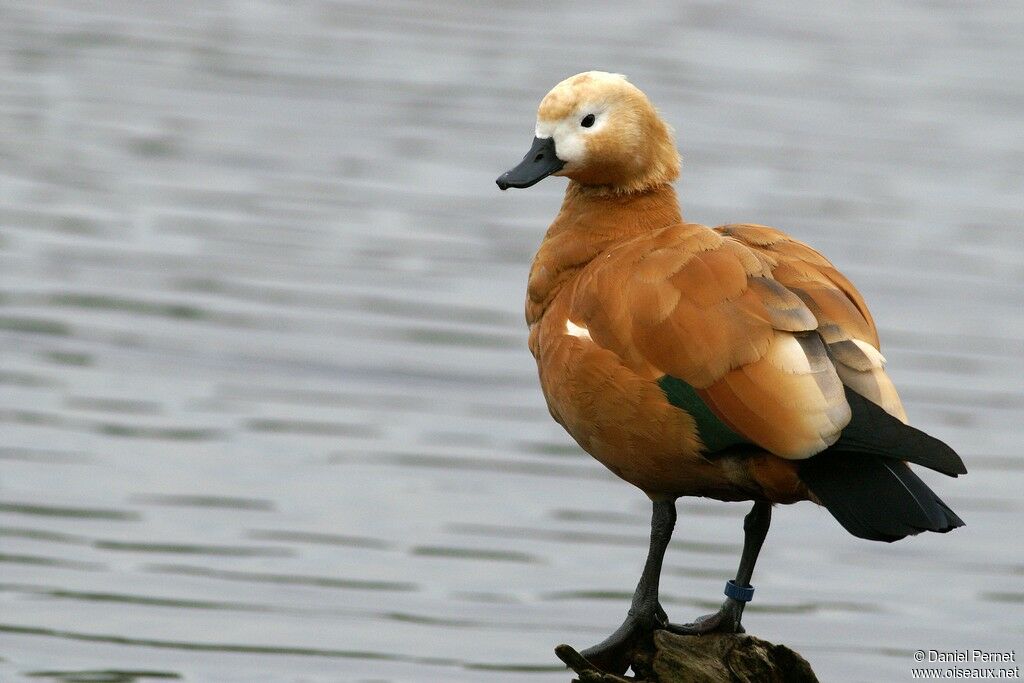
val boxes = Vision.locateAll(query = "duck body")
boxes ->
[497,71,965,675]
[526,184,746,500]
[526,178,907,503]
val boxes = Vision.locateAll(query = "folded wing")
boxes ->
[719,223,907,422]
[570,222,903,459]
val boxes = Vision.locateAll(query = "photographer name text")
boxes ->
[918,651,1017,663]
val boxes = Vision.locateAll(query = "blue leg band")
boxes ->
[724,579,754,602]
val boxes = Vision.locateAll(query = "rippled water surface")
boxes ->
[1,2,1022,681]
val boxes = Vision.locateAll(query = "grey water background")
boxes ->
[0,2,1021,681]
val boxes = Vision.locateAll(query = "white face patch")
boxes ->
[535,105,609,167]
[565,319,593,341]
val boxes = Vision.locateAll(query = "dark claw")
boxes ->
[555,644,633,682]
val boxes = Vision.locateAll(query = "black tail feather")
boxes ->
[933,497,966,530]
[836,387,967,477]
[798,387,966,542]
[799,449,965,542]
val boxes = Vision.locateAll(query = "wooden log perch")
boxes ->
[556,631,819,683]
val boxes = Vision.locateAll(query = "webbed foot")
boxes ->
[665,597,745,635]
[560,604,667,675]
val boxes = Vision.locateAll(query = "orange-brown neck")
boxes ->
[526,182,683,324]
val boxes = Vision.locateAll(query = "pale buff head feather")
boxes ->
[534,72,680,194]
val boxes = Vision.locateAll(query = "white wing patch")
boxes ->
[565,319,593,341]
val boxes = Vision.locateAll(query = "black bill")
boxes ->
[495,136,564,190]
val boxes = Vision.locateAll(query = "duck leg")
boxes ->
[572,499,676,674]
[667,500,772,635]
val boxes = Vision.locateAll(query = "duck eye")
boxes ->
[581,114,596,128]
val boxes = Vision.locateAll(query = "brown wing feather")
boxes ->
[717,223,906,421]
[571,222,855,458]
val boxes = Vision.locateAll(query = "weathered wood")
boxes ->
[557,631,819,683]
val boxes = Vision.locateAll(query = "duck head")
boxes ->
[496,71,680,194]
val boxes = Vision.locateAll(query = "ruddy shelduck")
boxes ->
[496,71,965,674]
